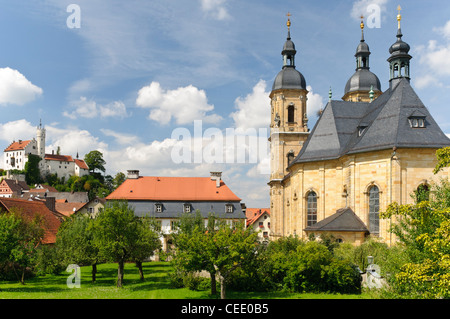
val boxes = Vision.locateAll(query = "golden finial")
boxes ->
[286,12,291,29]
[397,5,402,29]
[360,15,365,30]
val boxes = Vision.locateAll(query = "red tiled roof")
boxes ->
[74,158,89,170]
[55,202,86,217]
[44,154,74,162]
[246,208,270,226]
[0,198,62,244]
[106,176,241,202]
[4,140,32,152]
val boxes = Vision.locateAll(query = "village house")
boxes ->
[106,170,246,251]
[246,208,271,241]
[0,178,30,198]
[0,197,65,244]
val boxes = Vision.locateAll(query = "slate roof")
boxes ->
[292,78,450,164]
[304,207,369,233]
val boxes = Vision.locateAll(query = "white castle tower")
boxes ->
[36,120,46,173]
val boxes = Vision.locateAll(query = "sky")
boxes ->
[1,0,450,208]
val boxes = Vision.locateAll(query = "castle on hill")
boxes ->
[3,123,89,181]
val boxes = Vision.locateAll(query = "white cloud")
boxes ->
[100,129,140,146]
[350,0,388,21]
[306,85,325,120]
[0,67,43,106]
[433,20,450,40]
[136,81,222,125]
[200,0,230,20]
[414,22,450,89]
[231,80,270,131]
[0,119,36,142]
[63,97,128,119]
[45,126,108,158]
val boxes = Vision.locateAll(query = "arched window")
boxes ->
[369,186,380,235]
[415,184,430,203]
[287,105,295,123]
[287,151,295,166]
[307,191,317,226]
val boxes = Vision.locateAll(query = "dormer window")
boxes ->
[155,203,163,213]
[184,203,191,213]
[358,125,368,137]
[226,204,233,213]
[408,111,426,128]
[409,117,425,128]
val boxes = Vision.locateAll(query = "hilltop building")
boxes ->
[3,123,89,181]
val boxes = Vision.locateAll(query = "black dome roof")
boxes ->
[344,69,381,94]
[272,67,306,91]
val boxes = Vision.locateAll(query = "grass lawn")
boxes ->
[0,262,371,299]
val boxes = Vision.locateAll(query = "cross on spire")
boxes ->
[286,12,291,29]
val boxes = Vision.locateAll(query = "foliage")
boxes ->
[171,213,259,298]
[91,200,160,287]
[84,150,106,174]
[0,208,45,284]
[433,146,450,174]
[35,245,65,276]
[56,214,102,281]
[380,178,450,298]
[24,154,42,185]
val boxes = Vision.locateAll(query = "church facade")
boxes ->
[269,12,450,246]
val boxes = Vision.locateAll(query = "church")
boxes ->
[269,10,450,246]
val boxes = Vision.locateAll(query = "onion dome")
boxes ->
[272,16,307,91]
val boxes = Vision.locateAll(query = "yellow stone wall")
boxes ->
[271,147,450,245]
[342,90,382,102]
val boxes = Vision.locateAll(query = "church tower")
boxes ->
[387,6,412,89]
[269,14,310,238]
[342,17,382,102]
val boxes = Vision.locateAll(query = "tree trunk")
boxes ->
[210,271,217,295]
[20,268,25,285]
[136,261,144,281]
[92,263,97,283]
[117,260,124,288]
[220,275,226,299]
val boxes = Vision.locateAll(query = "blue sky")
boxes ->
[1,0,450,208]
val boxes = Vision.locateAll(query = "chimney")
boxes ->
[44,197,56,212]
[210,171,222,188]
[127,170,140,179]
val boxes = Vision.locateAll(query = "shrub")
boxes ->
[321,259,361,294]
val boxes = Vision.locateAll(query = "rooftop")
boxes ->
[107,176,241,202]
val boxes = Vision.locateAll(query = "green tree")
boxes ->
[113,172,126,189]
[24,154,41,185]
[379,148,450,298]
[84,150,106,174]
[92,201,159,287]
[56,214,102,282]
[172,213,258,299]
[6,208,44,284]
[130,217,161,281]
